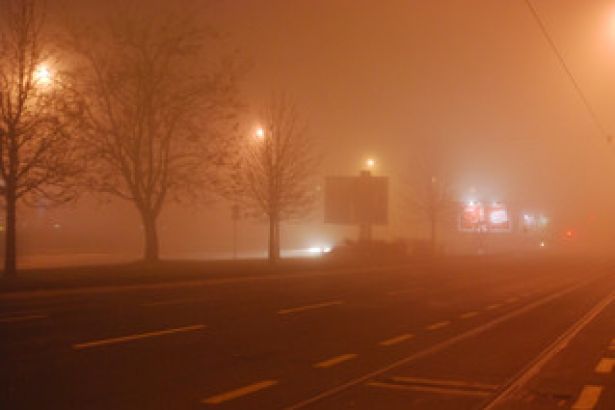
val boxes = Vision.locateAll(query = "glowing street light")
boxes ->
[255,127,265,141]
[365,158,375,169]
[34,64,52,86]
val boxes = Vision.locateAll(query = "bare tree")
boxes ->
[404,145,456,256]
[67,3,241,262]
[0,0,81,276]
[231,96,318,263]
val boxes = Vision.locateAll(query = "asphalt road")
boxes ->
[2,257,615,409]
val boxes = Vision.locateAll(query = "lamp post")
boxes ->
[365,158,375,172]
[359,158,376,242]
[255,127,265,141]
[34,64,52,86]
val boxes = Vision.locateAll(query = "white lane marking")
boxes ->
[0,314,47,323]
[366,381,492,397]
[595,358,615,374]
[277,300,342,315]
[314,354,357,368]
[72,324,206,349]
[389,376,499,391]
[379,334,414,347]
[571,385,603,409]
[460,311,478,319]
[202,380,278,405]
[426,321,450,331]
[486,304,501,310]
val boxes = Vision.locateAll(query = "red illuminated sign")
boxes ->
[459,201,511,232]
[460,201,483,231]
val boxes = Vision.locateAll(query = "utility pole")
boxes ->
[358,169,373,242]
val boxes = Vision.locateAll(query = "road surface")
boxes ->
[2,257,615,409]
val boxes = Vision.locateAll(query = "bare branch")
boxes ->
[64,2,242,261]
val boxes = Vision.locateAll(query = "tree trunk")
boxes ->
[274,219,280,259]
[141,210,159,263]
[268,214,279,264]
[4,181,17,277]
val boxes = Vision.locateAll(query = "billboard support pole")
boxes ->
[358,170,372,243]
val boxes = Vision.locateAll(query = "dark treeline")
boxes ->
[0,0,319,276]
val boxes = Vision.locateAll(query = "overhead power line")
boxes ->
[524,0,611,143]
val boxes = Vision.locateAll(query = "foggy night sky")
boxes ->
[23,0,615,262]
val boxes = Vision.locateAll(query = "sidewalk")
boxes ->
[0,257,416,300]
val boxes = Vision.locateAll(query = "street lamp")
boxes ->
[365,158,375,170]
[255,127,265,141]
[34,64,52,86]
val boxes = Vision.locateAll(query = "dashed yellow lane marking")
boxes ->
[202,380,278,404]
[286,280,596,410]
[426,321,450,331]
[72,324,206,349]
[460,311,478,319]
[485,289,615,410]
[571,385,602,409]
[314,354,357,368]
[595,358,615,374]
[486,304,501,310]
[277,300,342,315]
[0,314,47,323]
[379,334,414,347]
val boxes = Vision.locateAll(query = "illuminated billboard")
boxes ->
[459,201,511,232]
[522,213,548,232]
[459,201,483,231]
[486,202,510,232]
[522,213,536,229]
